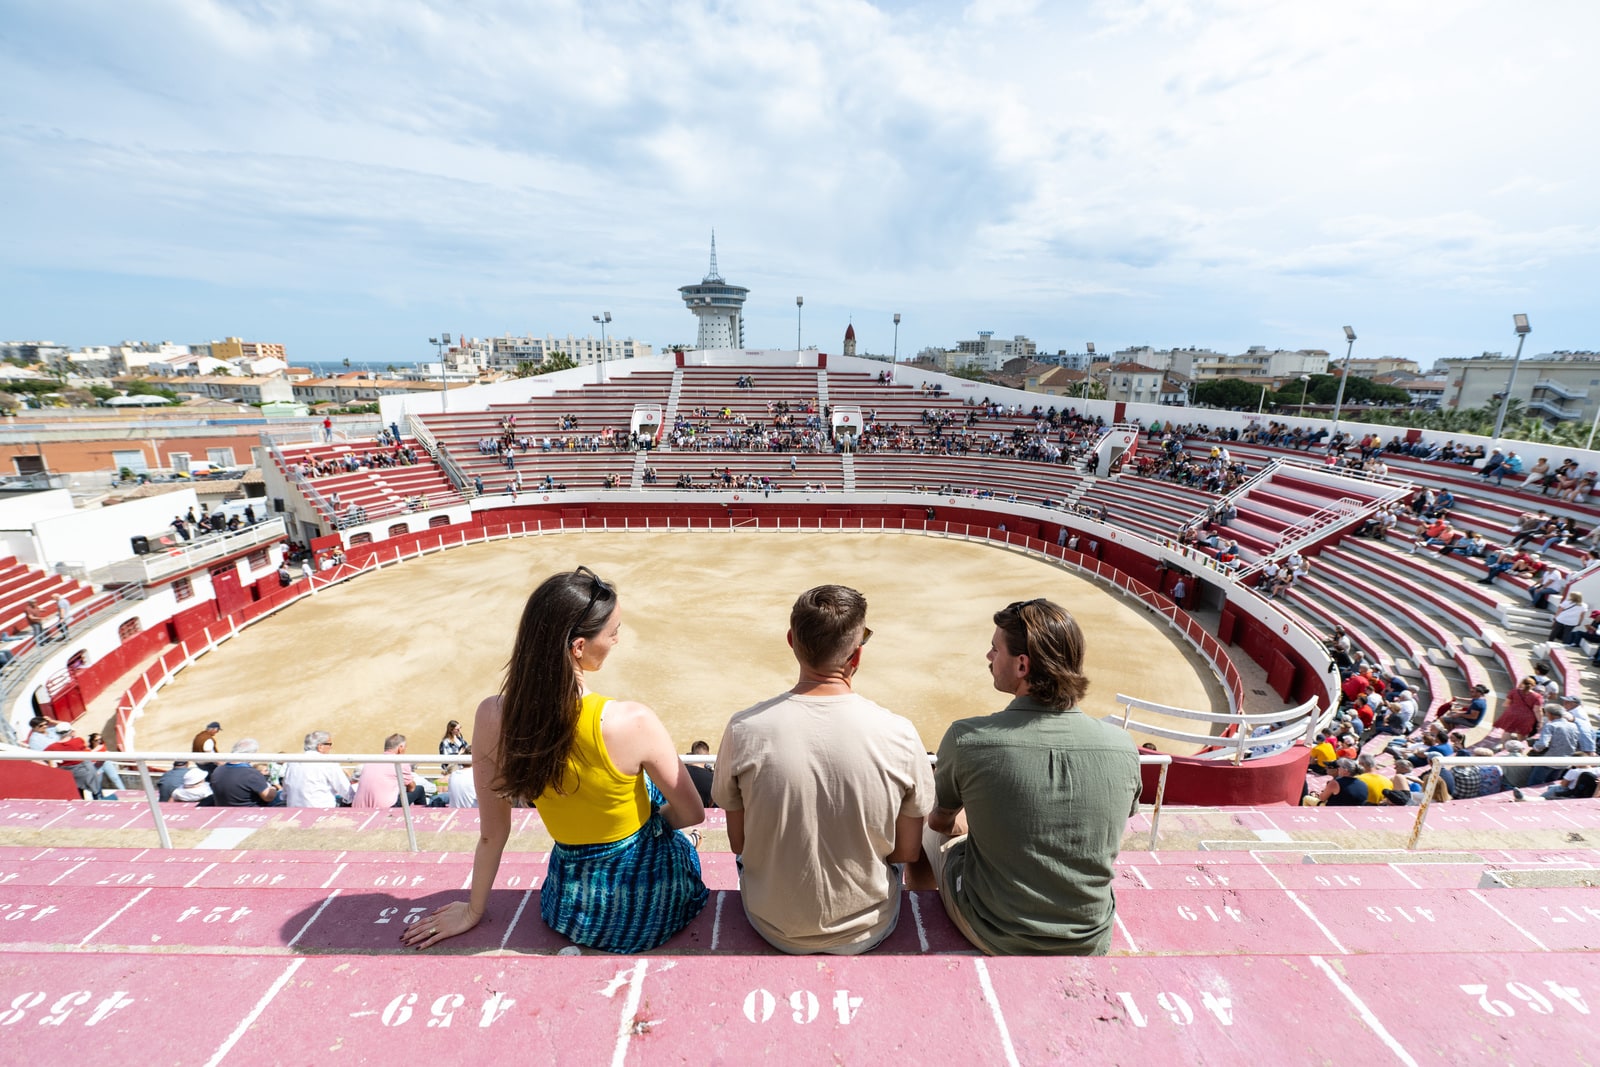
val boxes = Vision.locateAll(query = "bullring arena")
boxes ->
[2,350,1599,1063]
[133,531,1224,757]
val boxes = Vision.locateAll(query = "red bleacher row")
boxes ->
[0,556,106,644]
[2,801,1599,1064]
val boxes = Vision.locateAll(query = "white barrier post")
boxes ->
[134,760,172,850]
[1148,759,1170,851]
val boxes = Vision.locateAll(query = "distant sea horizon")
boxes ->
[302,358,426,376]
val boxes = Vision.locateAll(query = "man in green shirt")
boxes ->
[914,598,1142,954]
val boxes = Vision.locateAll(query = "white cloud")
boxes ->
[1,0,1598,362]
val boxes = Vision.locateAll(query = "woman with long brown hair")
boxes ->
[403,566,706,952]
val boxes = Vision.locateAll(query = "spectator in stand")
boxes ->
[1311,758,1370,806]
[207,739,282,806]
[351,734,428,808]
[25,600,49,645]
[1551,592,1586,643]
[1521,457,1550,491]
[282,731,353,808]
[1440,684,1492,731]
[26,715,69,751]
[1527,704,1582,786]
[1438,530,1486,558]
[1494,677,1546,741]
[444,759,478,808]
[171,766,214,803]
[157,760,191,801]
[44,726,104,798]
[1557,694,1595,756]
[84,732,126,794]
[438,719,470,773]
[1477,449,1506,482]
[1309,733,1340,773]
[685,740,715,808]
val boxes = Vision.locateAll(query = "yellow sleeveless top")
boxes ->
[534,692,651,844]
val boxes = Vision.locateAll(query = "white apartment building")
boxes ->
[482,334,652,373]
[956,332,1037,366]
[1438,352,1600,424]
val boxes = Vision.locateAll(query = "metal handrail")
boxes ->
[1407,753,1600,849]
[1113,694,1323,765]
[0,748,1174,853]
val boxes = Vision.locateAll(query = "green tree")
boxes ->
[951,365,990,382]
[88,385,118,401]
[125,379,179,403]
[528,351,579,376]
[1191,378,1270,409]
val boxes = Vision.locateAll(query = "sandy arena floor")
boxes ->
[130,531,1225,758]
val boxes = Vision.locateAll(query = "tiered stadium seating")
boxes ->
[0,557,104,640]
[275,440,462,525]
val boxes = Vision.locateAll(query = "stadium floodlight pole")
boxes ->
[892,312,901,362]
[429,333,451,412]
[593,312,611,384]
[1588,403,1600,451]
[1490,314,1532,443]
[1330,325,1356,435]
[796,296,804,366]
[1083,342,1095,400]
[1296,374,1311,419]
[1257,383,1267,414]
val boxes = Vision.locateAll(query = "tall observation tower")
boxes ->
[679,233,748,350]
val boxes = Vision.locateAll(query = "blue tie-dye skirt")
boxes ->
[539,785,707,954]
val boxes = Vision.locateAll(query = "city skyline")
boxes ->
[4,2,1597,366]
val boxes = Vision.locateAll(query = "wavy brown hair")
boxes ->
[993,598,1089,710]
[495,567,616,802]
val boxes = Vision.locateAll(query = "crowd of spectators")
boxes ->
[1306,621,1597,804]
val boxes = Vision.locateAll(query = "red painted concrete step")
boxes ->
[6,951,1600,1064]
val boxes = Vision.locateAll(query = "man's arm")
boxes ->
[725,808,745,855]
[927,804,963,836]
[888,813,925,863]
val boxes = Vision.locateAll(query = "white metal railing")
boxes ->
[0,749,1174,853]
[408,413,470,493]
[1114,694,1326,765]
[1407,754,1600,849]
[1234,495,1368,578]
[88,519,287,585]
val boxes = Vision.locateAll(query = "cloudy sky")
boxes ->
[4,0,1597,368]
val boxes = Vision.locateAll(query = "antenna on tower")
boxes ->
[705,230,723,283]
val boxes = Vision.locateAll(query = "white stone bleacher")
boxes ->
[1281,580,1453,707]
[1201,439,1600,568]
[1304,550,1495,695]
[642,451,847,492]
[1072,475,1214,542]
[674,366,822,423]
[851,453,1085,502]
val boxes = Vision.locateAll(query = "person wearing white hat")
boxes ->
[171,767,213,803]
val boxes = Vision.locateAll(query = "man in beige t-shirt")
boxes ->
[713,584,934,954]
